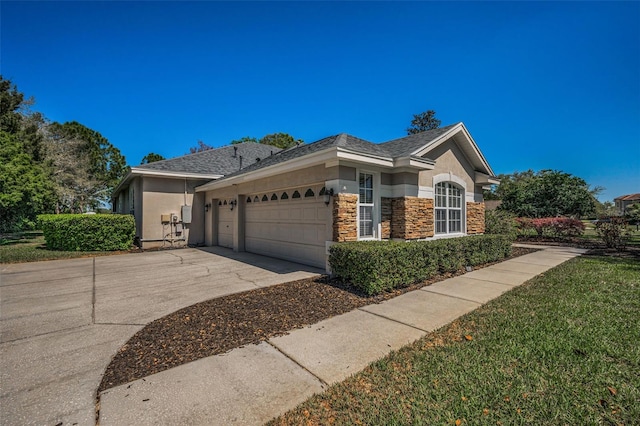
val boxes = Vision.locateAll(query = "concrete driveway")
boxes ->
[0,247,322,426]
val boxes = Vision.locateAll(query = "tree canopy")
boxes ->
[0,76,128,231]
[189,140,213,153]
[230,136,259,145]
[227,132,303,149]
[258,132,302,149]
[141,152,165,164]
[407,109,441,134]
[494,169,597,218]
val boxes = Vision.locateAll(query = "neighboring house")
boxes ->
[112,143,281,247]
[195,122,498,270]
[614,193,640,215]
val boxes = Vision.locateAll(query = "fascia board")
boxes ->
[131,167,223,180]
[111,170,134,198]
[394,156,435,170]
[335,148,394,167]
[460,125,496,177]
[411,123,463,157]
[475,171,500,185]
[412,122,496,177]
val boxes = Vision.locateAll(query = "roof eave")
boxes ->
[112,168,223,198]
[394,156,435,170]
[196,147,400,193]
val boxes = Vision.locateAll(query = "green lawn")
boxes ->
[270,255,640,425]
[0,233,130,263]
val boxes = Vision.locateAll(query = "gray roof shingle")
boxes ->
[215,126,459,182]
[379,123,459,157]
[135,143,281,175]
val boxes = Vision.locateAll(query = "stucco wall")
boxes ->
[419,139,475,190]
[139,177,208,248]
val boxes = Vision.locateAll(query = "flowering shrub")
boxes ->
[515,217,585,238]
[596,217,630,249]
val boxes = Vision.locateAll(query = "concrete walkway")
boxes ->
[98,245,586,425]
[0,248,322,426]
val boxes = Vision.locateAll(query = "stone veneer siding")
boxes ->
[381,197,392,239]
[332,193,358,242]
[390,197,434,239]
[466,201,485,234]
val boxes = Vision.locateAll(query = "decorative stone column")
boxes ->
[466,202,485,234]
[332,194,358,242]
[390,197,434,239]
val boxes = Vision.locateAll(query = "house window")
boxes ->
[359,172,374,238]
[435,182,463,234]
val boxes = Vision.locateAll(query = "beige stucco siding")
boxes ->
[238,164,338,195]
[140,176,207,247]
[419,140,476,190]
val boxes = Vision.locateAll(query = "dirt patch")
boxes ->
[99,247,538,392]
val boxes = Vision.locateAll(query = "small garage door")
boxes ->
[217,200,234,249]
[244,189,328,268]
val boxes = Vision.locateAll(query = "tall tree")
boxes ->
[0,77,57,231]
[0,131,56,232]
[140,152,165,164]
[497,169,597,218]
[189,140,213,153]
[45,121,127,211]
[259,132,303,149]
[407,109,441,134]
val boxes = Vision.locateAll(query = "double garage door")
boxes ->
[216,190,328,268]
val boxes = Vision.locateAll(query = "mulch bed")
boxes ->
[98,246,540,392]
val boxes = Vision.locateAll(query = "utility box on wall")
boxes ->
[181,205,192,224]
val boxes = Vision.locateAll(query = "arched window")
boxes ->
[304,188,315,198]
[292,190,301,199]
[271,193,278,201]
[254,196,260,203]
[435,182,463,234]
[262,194,268,202]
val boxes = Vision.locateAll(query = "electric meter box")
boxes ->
[181,205,192,224]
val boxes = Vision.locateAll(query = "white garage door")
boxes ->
[217,200,234,249]
[244,189,328,268]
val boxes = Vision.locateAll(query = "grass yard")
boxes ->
[270,255,640,425]
[0,233,131,263]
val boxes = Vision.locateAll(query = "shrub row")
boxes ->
[329,235,513,296]
[38,214,135,251]
[515,217,585,237]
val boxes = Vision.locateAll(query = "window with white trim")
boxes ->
[435,182,462,234]
[359,172,374,238]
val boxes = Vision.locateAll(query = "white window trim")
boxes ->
[357,170,380,240]
[434,181,466,236]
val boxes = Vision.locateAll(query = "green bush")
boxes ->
[37,214,135,251]
[485,210,517,236]
[329,235,513,295]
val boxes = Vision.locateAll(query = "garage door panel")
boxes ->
[245,198,326,268]
[217,207,234,249]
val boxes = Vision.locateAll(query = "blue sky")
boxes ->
[2,1,638,202]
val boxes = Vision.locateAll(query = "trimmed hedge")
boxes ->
[329,235,513,296]
[38,214,135,251]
